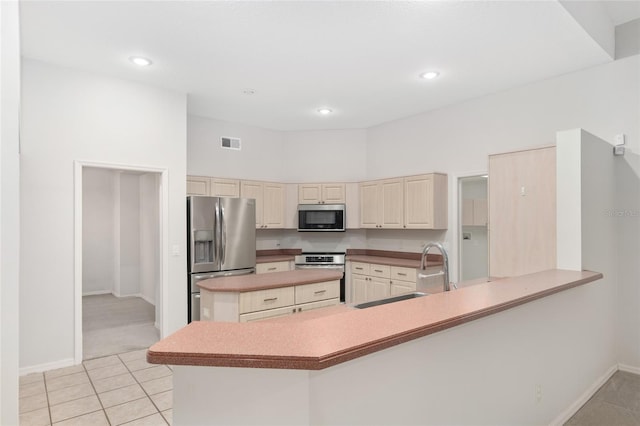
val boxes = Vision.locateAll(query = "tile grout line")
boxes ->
[81,361,112,426]
[118,352,170,426]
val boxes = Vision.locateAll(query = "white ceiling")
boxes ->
[19,1,640,132]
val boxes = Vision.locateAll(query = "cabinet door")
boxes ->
[489,146,556,277]
[187,176,210,196]
[404,174,433,229]
[240,181,264,228]
[380,178,404,228]
[256,261,290,274]
[239,287,294,314]
[296,298,340,313]
[462,198,474,226]
[298,184,322,204]
[359,182,379,228]
[390,281,415,296]
[322,184,346,204]
[473,199,488,226]
[367,277,390,302]
[295,280,340,304]
[239,306,296,323]
[263,182,285,228]
[352,274,368,304]
[211,178,240,197]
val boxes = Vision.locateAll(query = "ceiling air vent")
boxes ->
[221,137,241,150]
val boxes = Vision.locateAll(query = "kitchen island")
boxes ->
[197,269,343,322]
[149,269,603,425]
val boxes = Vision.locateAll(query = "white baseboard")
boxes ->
[139,293,156,306]
[82,290,112,296]
[20,358,76,376]
[550,364,618,426]
[618,364,640,375]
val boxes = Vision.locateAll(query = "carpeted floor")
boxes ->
[83,294,160,360]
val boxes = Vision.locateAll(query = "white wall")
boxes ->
[187,115,285,181]
[20,59,187,370]
[1,1,21,423]
[281,129,367,182]
[118,173,141,297]
[82,168,117,295]
[140,173,160,310]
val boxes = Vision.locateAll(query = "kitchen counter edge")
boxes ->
[148,269,602,370]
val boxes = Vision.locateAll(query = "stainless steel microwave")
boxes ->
[297,204,346,232]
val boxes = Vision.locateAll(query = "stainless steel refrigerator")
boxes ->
[187,196,256,322]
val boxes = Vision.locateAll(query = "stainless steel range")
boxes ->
[294,252,346,302]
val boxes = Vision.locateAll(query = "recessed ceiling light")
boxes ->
[420,71,440,80]
[317,108,332,115]
[129,56,152,67]
[242,89,256,95]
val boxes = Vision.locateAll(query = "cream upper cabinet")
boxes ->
[489,146,556,278]
[240,180,285,229]
[263,182,285,228]
[359,181,380,228]
[187,176,240,197]
[462,198,488,226]
[404,174,448,230]
[360,173,447,230]
[359,178,403,229]
[298,183,346,204]
[210,178,240,197]
[187,176,210,196]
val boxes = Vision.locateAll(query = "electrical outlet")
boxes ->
[535,384,542,403]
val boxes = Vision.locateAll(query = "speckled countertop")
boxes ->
[197,269,343,293]
[255,249,300,264]
[149,269,602,370]
[346,249,443,268]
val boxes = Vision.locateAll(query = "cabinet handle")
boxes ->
[374,269,383,273]
[298,307,302,312]
[355,267,363,271]
[267,267,277,271]
[397,272,407,276]
[314,290,326,295]
[292,308,297,313]
[263,297,278,302]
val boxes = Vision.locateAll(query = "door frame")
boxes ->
[74,160,169,363]
[452,171,488,284]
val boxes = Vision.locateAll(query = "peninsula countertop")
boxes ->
[197,269,343,293]
[149,269,602,370]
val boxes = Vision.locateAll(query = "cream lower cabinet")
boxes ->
[256,261,291,274]
[201,280,340,323]
[350,262,417,304]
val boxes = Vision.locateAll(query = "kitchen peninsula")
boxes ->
[149,268,602,425]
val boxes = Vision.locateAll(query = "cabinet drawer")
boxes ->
[296,298,340,313]
[351,262,370,275]
[391,266,417,282]
[239,306,295,323]
[239,287,294,314]
[256,261,290,274]
[369,264,390,278]
[295,280,340,304]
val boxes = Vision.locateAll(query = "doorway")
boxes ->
[74,162,167,362]
[458,175,489,281]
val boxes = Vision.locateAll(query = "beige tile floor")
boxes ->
[566,371,640,425]
[19,350,173,426]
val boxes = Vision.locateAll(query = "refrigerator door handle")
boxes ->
[221,205,227,265]
[214,201,222,269]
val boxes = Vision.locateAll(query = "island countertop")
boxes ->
[197,269,343,293]
[149,269,602,370]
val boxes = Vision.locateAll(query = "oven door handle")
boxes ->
[295,264,344,271]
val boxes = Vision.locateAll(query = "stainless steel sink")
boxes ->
[353,292,427,309]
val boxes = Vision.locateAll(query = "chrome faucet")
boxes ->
[419,242,455,291]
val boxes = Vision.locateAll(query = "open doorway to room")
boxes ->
[458,175,489,281]
[79,165,163,360]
